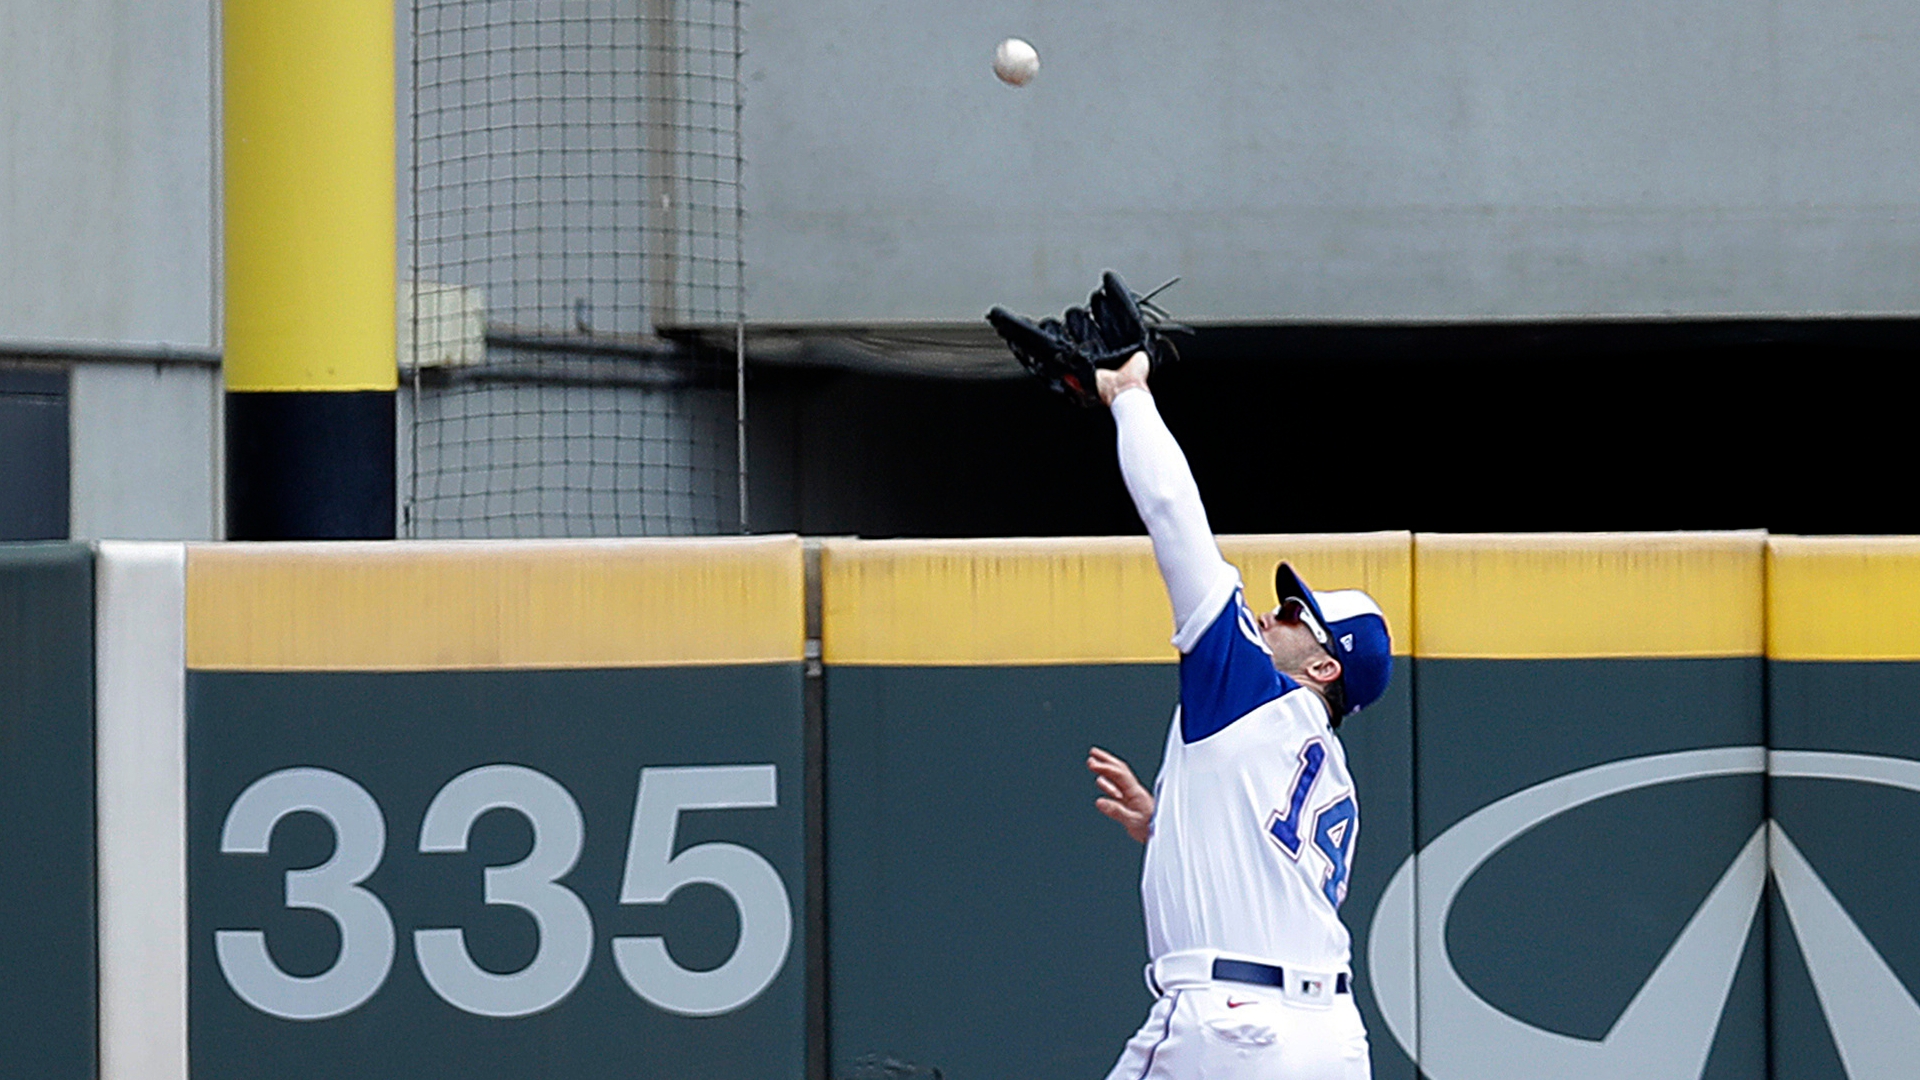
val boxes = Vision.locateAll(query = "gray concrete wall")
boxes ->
[1,0,220,540]
[399,358,740,538]
[743,0,1920,322]
[17,0,1918,546]
[0,0,217,348]
[69,362,221,542]
[408,0,743,334]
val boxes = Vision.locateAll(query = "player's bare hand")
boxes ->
[1089,745,1154,844]
[1096,351,1152,407]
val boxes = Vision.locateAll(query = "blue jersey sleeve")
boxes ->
[1177,586,1296,743]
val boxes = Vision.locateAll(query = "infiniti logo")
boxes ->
[1368,747,1920,1080]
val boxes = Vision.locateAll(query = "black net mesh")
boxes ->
[406,0,745,538]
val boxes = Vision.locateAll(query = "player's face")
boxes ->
[1257,598,1331,675]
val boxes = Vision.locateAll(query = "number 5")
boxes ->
[613,765,794,1017]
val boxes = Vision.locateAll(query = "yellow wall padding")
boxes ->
[1414,533,1765,659]
[1768,537,1920,661]
[187,537,804,671]
[224,0,396,392]
[820,533,1412,666]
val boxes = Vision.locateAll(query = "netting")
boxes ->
[406,0,745,538]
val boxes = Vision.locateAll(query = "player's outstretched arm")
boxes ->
[1094,350,1153,407]
[1097,353,1235,640]
[1088,746,1154,844]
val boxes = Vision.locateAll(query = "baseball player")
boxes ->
[989,275,1394,1080]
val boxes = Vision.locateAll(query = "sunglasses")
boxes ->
[1280,596,1352,719]
[1278,597,1336,653]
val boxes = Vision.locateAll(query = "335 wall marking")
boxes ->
[215,763,794,1022]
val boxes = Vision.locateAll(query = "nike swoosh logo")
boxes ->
[1226,999,1256,1008]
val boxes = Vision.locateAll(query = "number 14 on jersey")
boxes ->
[1264,740,1356,908]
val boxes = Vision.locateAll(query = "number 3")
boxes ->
[215,769,396,1021]
[414,765,595,1017]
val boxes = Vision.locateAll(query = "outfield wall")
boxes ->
[1765,539,1920,1080]
[91,538,809,1080]
[0,545,95,1080]
[818,534,1413,1080]
[1397,535,1769,1080]
[3,534,1918,1080]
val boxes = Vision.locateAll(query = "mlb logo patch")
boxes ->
[1285,975,1335,1005]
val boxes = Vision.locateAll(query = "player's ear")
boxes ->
[1304,654,1342,686]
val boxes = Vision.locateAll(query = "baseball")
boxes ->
[993,37,1039,86]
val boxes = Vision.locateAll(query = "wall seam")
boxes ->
[1408,531,1423,1076]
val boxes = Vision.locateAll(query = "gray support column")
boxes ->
[95,542,189,1080]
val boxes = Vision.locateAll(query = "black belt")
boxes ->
[1212,958,1350,995]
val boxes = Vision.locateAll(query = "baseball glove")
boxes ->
[987,271,1186,407]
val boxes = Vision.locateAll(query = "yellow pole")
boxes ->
[224,0,396,537]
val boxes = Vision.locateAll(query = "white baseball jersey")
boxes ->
[1141,574,1359,973]
[1101,385,1372,1080]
